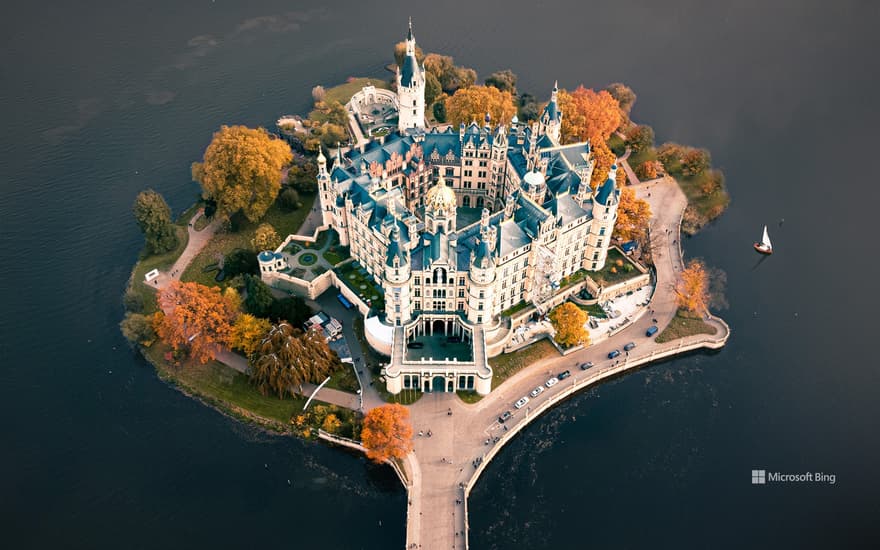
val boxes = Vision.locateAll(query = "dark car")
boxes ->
[623,342,636,351]
[608,350,621,359]
[558,370,571,380]
[498,411,512,423]
[579,361,594,370]
[406,341,424,349]
[646,326,659,337]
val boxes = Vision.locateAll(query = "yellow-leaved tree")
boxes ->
[361,404,414,463]
[614,188,652,241]
[549,302,591,348]
[191,125,292,222]
[676,259,710,314]
[445,86,517,128]
[589,140,617,191]
[230,314,271,357]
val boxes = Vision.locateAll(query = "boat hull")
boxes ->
[753,243,772,255]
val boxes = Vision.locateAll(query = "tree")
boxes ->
[223,248,258,278]
[191,125,292,223]
[657,142,686,173]
[270,295,312,326]
[133,190,179,255]
[624,124,655,153]
[676,259,710,314]
[287,161,318,194]
[432,100,447,123]
[244,274,275,318]
[155,281,238,364]
[424,54,476,93]
[123,289,145,313]
[321,413,342,434]
[120,312,157,346]
[445,86,517,128]
[681,148,711,177]
[279,187,301,211]
[636,160,662,180]
[311,85,326,102]
[518,93,540,122]
[250,322,341,398]
[485,69,517,94]
[393,41,425,67]
[614,188,652,241]
[605,82,637,124]
[558,86,621,144]
[361,404,414,463]
[589,140,617,191]
[230,314,271,356]
[699,169,725,195]
[424,71,442,106]
[252,223,281,251]
[549,302,591,347]
[309,100,348,127]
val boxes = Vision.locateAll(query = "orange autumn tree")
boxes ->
[549,302,591,347]
[155,280,238,363]
[589,140,617,191]
[675,259,710,314]
[361,404,414,463]
[444,85,517,128]
[614,188,652,241]
[557,86,621,144]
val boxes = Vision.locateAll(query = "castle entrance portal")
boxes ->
[432,376,446,392]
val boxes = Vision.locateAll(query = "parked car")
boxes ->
[514,397,529,409]
[530,386,545,398]
[498,411,512,423]
[579,361,594,370]
[646,325,659,337]
[608,349,621,359]
[406,341,424,349]
[623,342,636,351]
[545,377,559,388]
[558,370,571,380]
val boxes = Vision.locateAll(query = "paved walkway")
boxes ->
[148,210,220,291]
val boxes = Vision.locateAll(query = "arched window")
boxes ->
[476,197,484,208]
[433,267,446,284]
[463,196,470,207]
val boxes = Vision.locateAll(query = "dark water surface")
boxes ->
[2,1,878,548]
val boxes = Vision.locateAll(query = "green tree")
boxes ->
[424,54,476,93]
[252,223,281,251]
[270,296,312,326]
[432,100,447,123]
[309,100,349,127]
[287,161,318,194]
[223,248,258,278]
[485,69,517,94]
[120,312,157,346]
[279,187,301,211]
[191,125,292,223]
[123,289,145,313]
[244,274,275,318]
[132,190,179,255]
[425,71,442,106]
[549,302,591,347]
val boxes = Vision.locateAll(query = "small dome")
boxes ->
[511,114,519,124]
[484,111,491,123]
[523,169,546,190]
[425,175,457,213]
[258,251,275,263]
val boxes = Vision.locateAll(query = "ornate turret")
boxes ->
[397,18,426,133]
[540,80,562,144]
[586,164,620,271]
[424,175,457,233]
[384,226,412,325]
[522,169,547,205]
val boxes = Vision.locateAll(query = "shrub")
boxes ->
[123,289,145,313]
[279,188,301,211]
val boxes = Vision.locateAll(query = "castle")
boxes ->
[261,21,620,395]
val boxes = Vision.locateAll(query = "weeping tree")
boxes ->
[249,322,342,398]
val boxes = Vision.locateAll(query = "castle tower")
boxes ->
[424,175,457,233]
[384,226,413,326]
[540,80,562,144]
[467,222,497,325]
[316,148,334,227]
[585,165,620,270]
[396,19,426,133]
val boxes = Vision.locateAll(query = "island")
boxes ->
[122,19,730,550]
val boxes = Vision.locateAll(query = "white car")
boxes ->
[545,377,559,388]
[514,396,530,409]
[530,386,545,398]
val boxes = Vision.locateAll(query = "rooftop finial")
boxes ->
[553,79,558,91]
[407,17,414,41]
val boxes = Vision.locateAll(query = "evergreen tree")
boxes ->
[133,189,179,255]
[244,274,275,318]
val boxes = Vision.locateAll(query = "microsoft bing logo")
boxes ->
[751,470,766,484]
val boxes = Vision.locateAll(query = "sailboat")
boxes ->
[753,225,773,255]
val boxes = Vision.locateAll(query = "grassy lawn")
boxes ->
[323,247,350,266]
[129,224,189,314]
[456,391,483,404]
[607,134,626,157]
[144,343,307,425]
[489,338,558,387]
[655,309,717,343]
[626,146,658,172]
[335,262,384,311]
[324,77,391,105]
[676,173,731,234]
[501,300,532,318]
[592,248,643,286]
[181,194,315,288]
[325,364,360,393]
[576,302,608,319]
[559,269,589,289]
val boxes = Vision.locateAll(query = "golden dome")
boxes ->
[425,175,457,212]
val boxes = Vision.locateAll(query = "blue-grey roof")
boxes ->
[596,176,618,206]
[401,55,420,88]
[385,228,408,267]
[545,194,589,225]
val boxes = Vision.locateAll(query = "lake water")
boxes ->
[2,1,878,548]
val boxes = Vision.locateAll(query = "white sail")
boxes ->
[762,225,772,249]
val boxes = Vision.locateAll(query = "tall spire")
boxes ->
[407,16,413,41]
